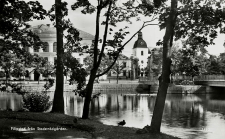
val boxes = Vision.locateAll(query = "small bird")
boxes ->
[118,120,126,126]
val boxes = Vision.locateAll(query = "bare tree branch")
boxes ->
[96,21,158,77]
[97,1,112,68]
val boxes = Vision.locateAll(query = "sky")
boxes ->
[28,0,225,57]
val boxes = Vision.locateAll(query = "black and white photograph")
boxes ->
[1,0,225,139]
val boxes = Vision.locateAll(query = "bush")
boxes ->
[22,92,52,112]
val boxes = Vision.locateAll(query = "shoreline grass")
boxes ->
[0,111,181,139]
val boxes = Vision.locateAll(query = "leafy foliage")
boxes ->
[0,0,47,51]
[205,54,225,75]
[158,0,225,46]
[63,52,87,96]
[0,0,50,85]
[43,78,55,91]
[71,0,158,118]
[22,92,52,112]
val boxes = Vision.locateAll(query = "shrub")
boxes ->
[22,92,52,112]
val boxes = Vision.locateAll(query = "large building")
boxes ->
[25,25,151,80]
[27,24,94,80]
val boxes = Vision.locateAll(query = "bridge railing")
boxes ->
[173,75,193,80]
[194,75,225,81]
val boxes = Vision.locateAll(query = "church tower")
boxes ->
[133,31,149,76]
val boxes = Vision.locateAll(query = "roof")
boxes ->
[76,29,95,40]
[133,32,148,49]
[31,24,94,40]
[133,39,148,49]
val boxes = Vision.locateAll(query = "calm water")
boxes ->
[1,91,225,139]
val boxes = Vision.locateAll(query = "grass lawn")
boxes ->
[0,111,181,139]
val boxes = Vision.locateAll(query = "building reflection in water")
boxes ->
[64,93,225,139]
[1,92,225,139]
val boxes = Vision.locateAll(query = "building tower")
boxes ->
[133,31,149,77]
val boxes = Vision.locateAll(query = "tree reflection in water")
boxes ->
[1,92,225,139]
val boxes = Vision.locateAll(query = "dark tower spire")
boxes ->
[138,31,143,39]
[133,31,147,48]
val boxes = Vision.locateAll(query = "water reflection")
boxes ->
[1,92,225,139]
[64,93,225,139]
[0,92,22,111]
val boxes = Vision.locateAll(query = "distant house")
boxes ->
[108,54,132,79]
[108,31,154,80]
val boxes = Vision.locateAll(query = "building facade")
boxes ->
[3,25,152,81]
[109,55,132,79]
[28,24,94,80]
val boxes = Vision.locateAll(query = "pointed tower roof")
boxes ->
[133,31,148,49]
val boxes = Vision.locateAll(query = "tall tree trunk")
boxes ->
[150,0,177,133]
[82,3,101,119]
[117,67,119,84]
[51,0,64,113]
[82,69,97,119]
[82,1,112,119]
[5,71,8,87]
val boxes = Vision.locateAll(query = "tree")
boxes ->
[63,52,87,95]
[0,0,47,85]
[0,0,46,57]
[0,46,47,85]
[111,60,126,84]
[205,54,225,75]
[130,56,139,80]
[49,0,89,113]
[84,54,113,76]
[0,52,19,85]
[72,0,158,119]
[148,0,225,133]
[51,0,66,113]
[151,47,163,77]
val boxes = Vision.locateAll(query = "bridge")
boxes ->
[194,75,225,87]
[140,75,225,87]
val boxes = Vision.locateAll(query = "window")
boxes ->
[123,62,126,67]
[141,51,143,56]
[43,42,49,52]
[53,42,57,52]
[123,70,126,76]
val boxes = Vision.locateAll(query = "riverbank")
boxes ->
[1,80,206,94]
[0,111,180,139]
